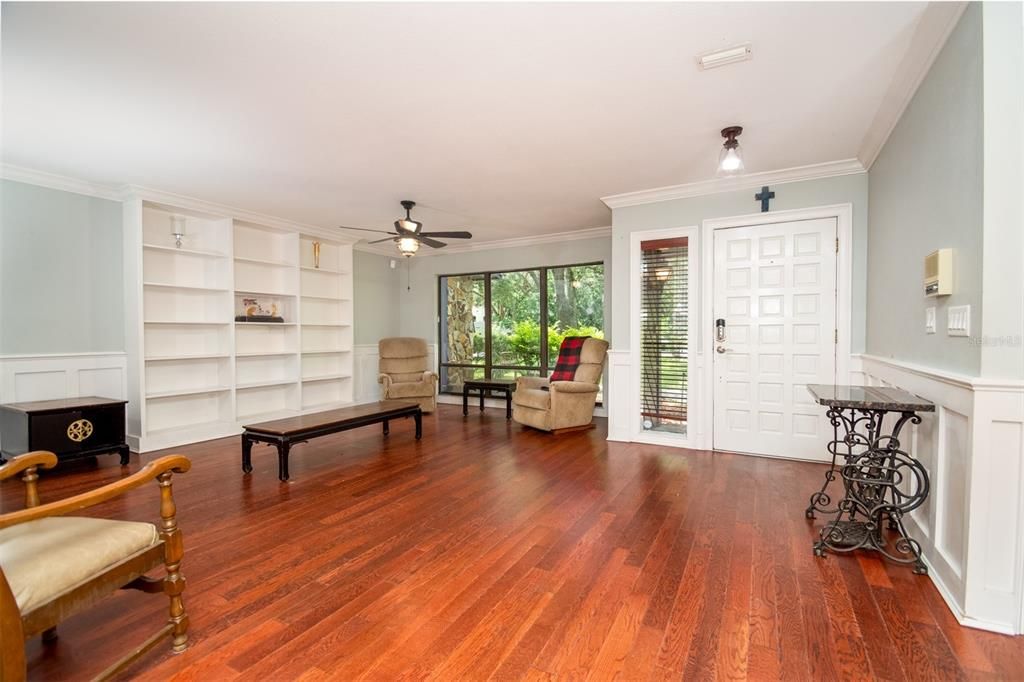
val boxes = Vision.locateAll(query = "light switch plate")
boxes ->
[948,305,970,337]
[925,307,936,334]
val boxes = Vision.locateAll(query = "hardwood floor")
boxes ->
[5,405,1023,680]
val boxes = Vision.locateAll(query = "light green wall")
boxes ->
[866,4,983,376]
[979,1,1023,379]
[394,236,612,345]
[0,180,124,354]
[352,249,402,344]
[610,173,869,353]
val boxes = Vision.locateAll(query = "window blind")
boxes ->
[640,238,689,428]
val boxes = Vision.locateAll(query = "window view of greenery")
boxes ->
[439,263,604,393]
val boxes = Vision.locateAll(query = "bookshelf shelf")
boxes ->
[125,200,354,452]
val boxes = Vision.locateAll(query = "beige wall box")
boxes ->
[924,248,952,296]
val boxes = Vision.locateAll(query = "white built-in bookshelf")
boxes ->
[124,197,356,452]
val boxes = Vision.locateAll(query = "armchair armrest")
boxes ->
[0,451,58,509]
[517,376,550,391]
[0,455,191,530]
[550,381,600,394]
[422,370,438,385]
[0,451,58,482]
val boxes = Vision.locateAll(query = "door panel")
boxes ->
[712,217,837,461]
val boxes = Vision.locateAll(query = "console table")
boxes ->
[0,396,130,466]
[805,384,934,574]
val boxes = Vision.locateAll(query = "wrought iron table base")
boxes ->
[806,405,930,574]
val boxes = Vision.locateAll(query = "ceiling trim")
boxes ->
[1,163,122,200]
[119,185,359,243]
[353,225,612,258]
[600,158,865,210]
[856,2,968,169]
[0,164,357,243]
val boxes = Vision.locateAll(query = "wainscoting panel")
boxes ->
[853,354,1024,635]
[0,352,128,451]
[606,350,632,442]
[353,344,382,403]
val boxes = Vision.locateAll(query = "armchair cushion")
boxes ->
[0,516,158,613]
[386,380,436,400]
[514,387,551,411]
[550,381,601,394]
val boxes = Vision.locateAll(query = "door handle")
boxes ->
[716,346,729,354]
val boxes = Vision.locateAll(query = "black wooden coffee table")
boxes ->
[462,378,517,420]
[241,400,421,481]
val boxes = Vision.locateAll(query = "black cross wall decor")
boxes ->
[755,186,775,212]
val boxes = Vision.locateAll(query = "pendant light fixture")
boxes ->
[717,126,745,176]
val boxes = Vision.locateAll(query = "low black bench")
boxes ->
[241,400,422,481]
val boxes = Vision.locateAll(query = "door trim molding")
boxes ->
[700,203,854,452]
[629,225,700,448]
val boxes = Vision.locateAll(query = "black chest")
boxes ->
[0,396,130,465]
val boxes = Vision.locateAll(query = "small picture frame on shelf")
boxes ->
[235,297,284,323]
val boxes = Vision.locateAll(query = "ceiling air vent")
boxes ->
[697,43,752,70]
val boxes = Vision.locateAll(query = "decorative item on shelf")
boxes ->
[312,241,321,269]
[235,297,284,323]
[170,215,187,248]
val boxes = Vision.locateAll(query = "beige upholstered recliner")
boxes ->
[513,338,609,432]
[378,337,438,413]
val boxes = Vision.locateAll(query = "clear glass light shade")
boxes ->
[398,237,420,256]
[170,215,187,248]
[717,145,744,175]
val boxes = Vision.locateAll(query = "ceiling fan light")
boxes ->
[398,236,420,257]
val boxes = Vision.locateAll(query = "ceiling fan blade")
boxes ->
[368,236,398,244]
[337,224,394,235]
[417,231,473,239]
[417,236,448,249]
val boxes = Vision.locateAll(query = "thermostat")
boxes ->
[924,249,952,297]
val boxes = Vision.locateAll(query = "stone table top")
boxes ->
[806,384,935,412]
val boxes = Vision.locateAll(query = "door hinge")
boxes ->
[834,329,839,344]
[835,237,839,254]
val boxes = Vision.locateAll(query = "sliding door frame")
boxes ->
[629,225,699,448]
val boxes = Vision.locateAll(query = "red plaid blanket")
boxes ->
[548,336,590,382]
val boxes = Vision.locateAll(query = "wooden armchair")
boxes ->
[0,451,191,681]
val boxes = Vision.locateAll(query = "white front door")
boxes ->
[712,217,837,461]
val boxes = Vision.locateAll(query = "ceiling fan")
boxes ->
[338,200,473,257]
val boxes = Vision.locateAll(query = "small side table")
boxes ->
[805,384,934,574]
[462,378,517,420]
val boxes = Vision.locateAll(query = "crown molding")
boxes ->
[600,158,865,210]
[1,164,359,243]
[354,225,612,258]
[118,185,359,244]
[0,163,123,200]
[857,2,968,170]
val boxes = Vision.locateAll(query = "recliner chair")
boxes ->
[512,337,609,432]
[378,337,438,413]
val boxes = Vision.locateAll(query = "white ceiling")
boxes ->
[2,2,945,242]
